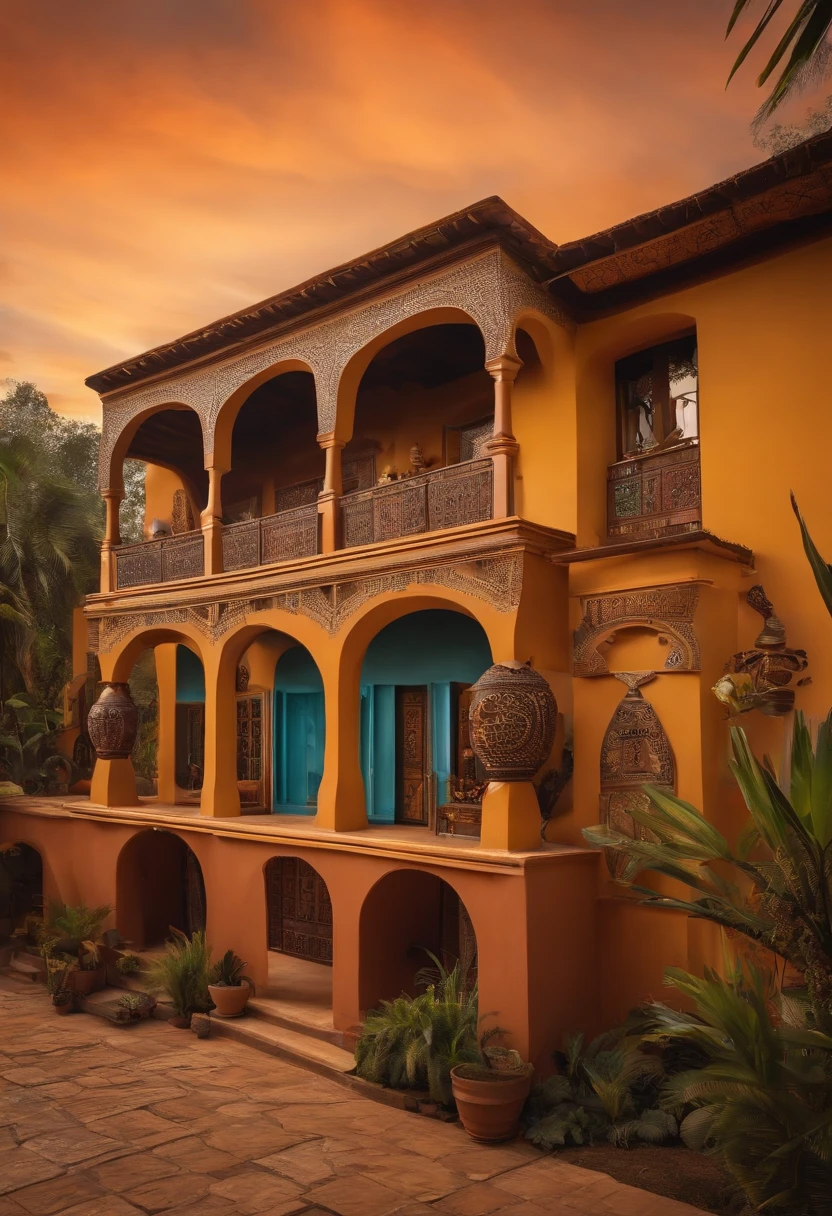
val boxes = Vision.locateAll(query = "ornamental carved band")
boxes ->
[91,553,523,654]
[573,584,700,677]
[97,247,567,489]
[469,661,557,781]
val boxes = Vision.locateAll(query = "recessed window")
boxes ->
[615,335,698,459]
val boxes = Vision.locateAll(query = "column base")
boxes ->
[481,781,542,852]
[90,758,140,807]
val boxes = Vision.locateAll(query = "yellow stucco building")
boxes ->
[3,130,832,1068]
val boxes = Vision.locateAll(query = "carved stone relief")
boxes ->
[93,552,523,653]
[574,585,700,677]
[97,247,567,487]
[599,672,674,880]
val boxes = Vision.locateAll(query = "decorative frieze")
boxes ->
[93,551,524,653]
[573,584,700,676]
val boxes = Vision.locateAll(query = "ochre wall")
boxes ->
[143,464,191,537]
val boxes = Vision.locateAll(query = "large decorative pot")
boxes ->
[87,683,138,760]
[208,980,252,1018]
[451,1066,533,1143]
[469,662,557,781]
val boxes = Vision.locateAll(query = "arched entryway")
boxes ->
[0,843,43,936]
[116,830,206,949]
[358,868,477,1014]
[264,856,333,1019]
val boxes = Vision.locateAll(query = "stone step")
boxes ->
[246,998,346,1048]
[7,957,41,982]
[208,1013,356,1085]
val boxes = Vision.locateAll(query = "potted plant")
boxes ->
[146,928,212,1029]
[46,964,74,1016]
[208,949,255,1017]
[451,1036,534,1143]
[49,903,111,996]
[115,992,156,1023]
[116,953,142,976]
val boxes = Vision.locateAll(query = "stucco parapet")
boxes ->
[1,797,593,875]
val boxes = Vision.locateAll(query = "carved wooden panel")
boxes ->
[375,477,427,541]
[171,489,195,534]
[236,693,265,808]
[342,453,376,493]
[599,673,673,879]
[115,533,203,589]
[459,420,493,462]
[607,444,701,540]
[436,803,482,838]
[395,685,429,825]
[340,493,374,548]
[574,584,701,676]
[184,848,207,935]
[267,857,333,964]
[428,460,492,531]
[261,504,318,563]
[275,479,322,512]
[222,520,260,572]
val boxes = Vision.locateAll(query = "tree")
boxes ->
[727,1,832,124]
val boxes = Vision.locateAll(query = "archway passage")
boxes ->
[117,831,206,950]
[265,857,332,964]
[0,843,43,934]
[359,869,477,1014]
[359,610,491,826]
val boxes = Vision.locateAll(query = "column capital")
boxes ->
[316,432,347,451]
[485,353,523,383]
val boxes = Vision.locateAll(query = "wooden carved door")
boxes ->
[236,693,265,809]
[175,703,205,789]
[395,685,429,825]
[267,858,333,964]
[183,848,207,935]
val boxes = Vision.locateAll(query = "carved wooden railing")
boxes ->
[340,458,493,549]
[114,531,205,590]
[607,442,701,541]
[222,503,319,572]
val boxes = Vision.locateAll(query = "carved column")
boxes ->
[200,466,225,576]
[100,489,123,593]
[485,354,522,518]
[317,433,345,554]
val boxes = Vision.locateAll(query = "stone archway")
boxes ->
[358,868,477,1014]
[265,856,332,965]
[116,830,206,949]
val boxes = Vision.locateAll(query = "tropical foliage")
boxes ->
[146,928,213,1018]
[355,956,482,1106]
[47,901,112,970]
[727,1,832,123]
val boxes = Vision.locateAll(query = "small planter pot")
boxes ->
[69,966,106,996]
[168,1013,192,1029]
[208,980,252,1018]
[451,1066,533,1144]
[54,1000,73,1016]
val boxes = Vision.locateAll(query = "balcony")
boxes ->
[341,459,493,548]
[114,531,204,590]
[222,503,319,572]
[606,441,701,541]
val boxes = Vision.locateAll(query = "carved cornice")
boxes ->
[97,248,567,488]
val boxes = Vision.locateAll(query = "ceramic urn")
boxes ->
[468,661,557,781]
[87,682,139,760]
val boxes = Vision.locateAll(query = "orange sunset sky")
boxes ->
[1,0,824,423]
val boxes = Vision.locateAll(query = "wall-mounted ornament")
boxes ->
[573,585,700,677]
[713,585,809,717]
[599,672,674,880]
[87,682,139,760]
[171,489,196,535]
[235,663,251,694]
[469,661,557,781]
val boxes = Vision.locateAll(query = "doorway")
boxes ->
[266,857,332,964]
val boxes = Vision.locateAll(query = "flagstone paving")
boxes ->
[0,978,706,1216]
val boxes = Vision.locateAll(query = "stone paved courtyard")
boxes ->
[0,978,706,1216]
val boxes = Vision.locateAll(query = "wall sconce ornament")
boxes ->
[713,585,809,717]
[469,661,557,781]
[599,672,674,880]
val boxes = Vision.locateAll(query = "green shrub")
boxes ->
[145,929,212,1018]
[116,954,141,975]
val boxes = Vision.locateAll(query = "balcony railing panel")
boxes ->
[223,503,319,572]
[341,458,493,549]
[115,532,204,590]
[607,442,701,540]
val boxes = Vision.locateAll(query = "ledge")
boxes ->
[0,796,594,875]
[551,529,754,568]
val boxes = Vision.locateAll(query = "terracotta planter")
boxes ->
[208,980,252,1018]
[54,1000,73,1016]
[469,662,557,781]
[451,1067,532,1143]
[168,1014,192,1029]
[69,966,106,996]
[87,682,139,760]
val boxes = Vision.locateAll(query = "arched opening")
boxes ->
[222,371,322,572]
[359,869,477,1014]
[359,609,491,829]
[229,630,325,815]
[0,843,43,937]
[117,407,207,550]
[341,323,493,547]
[116,830,206,950]
[264,856,333,1020]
